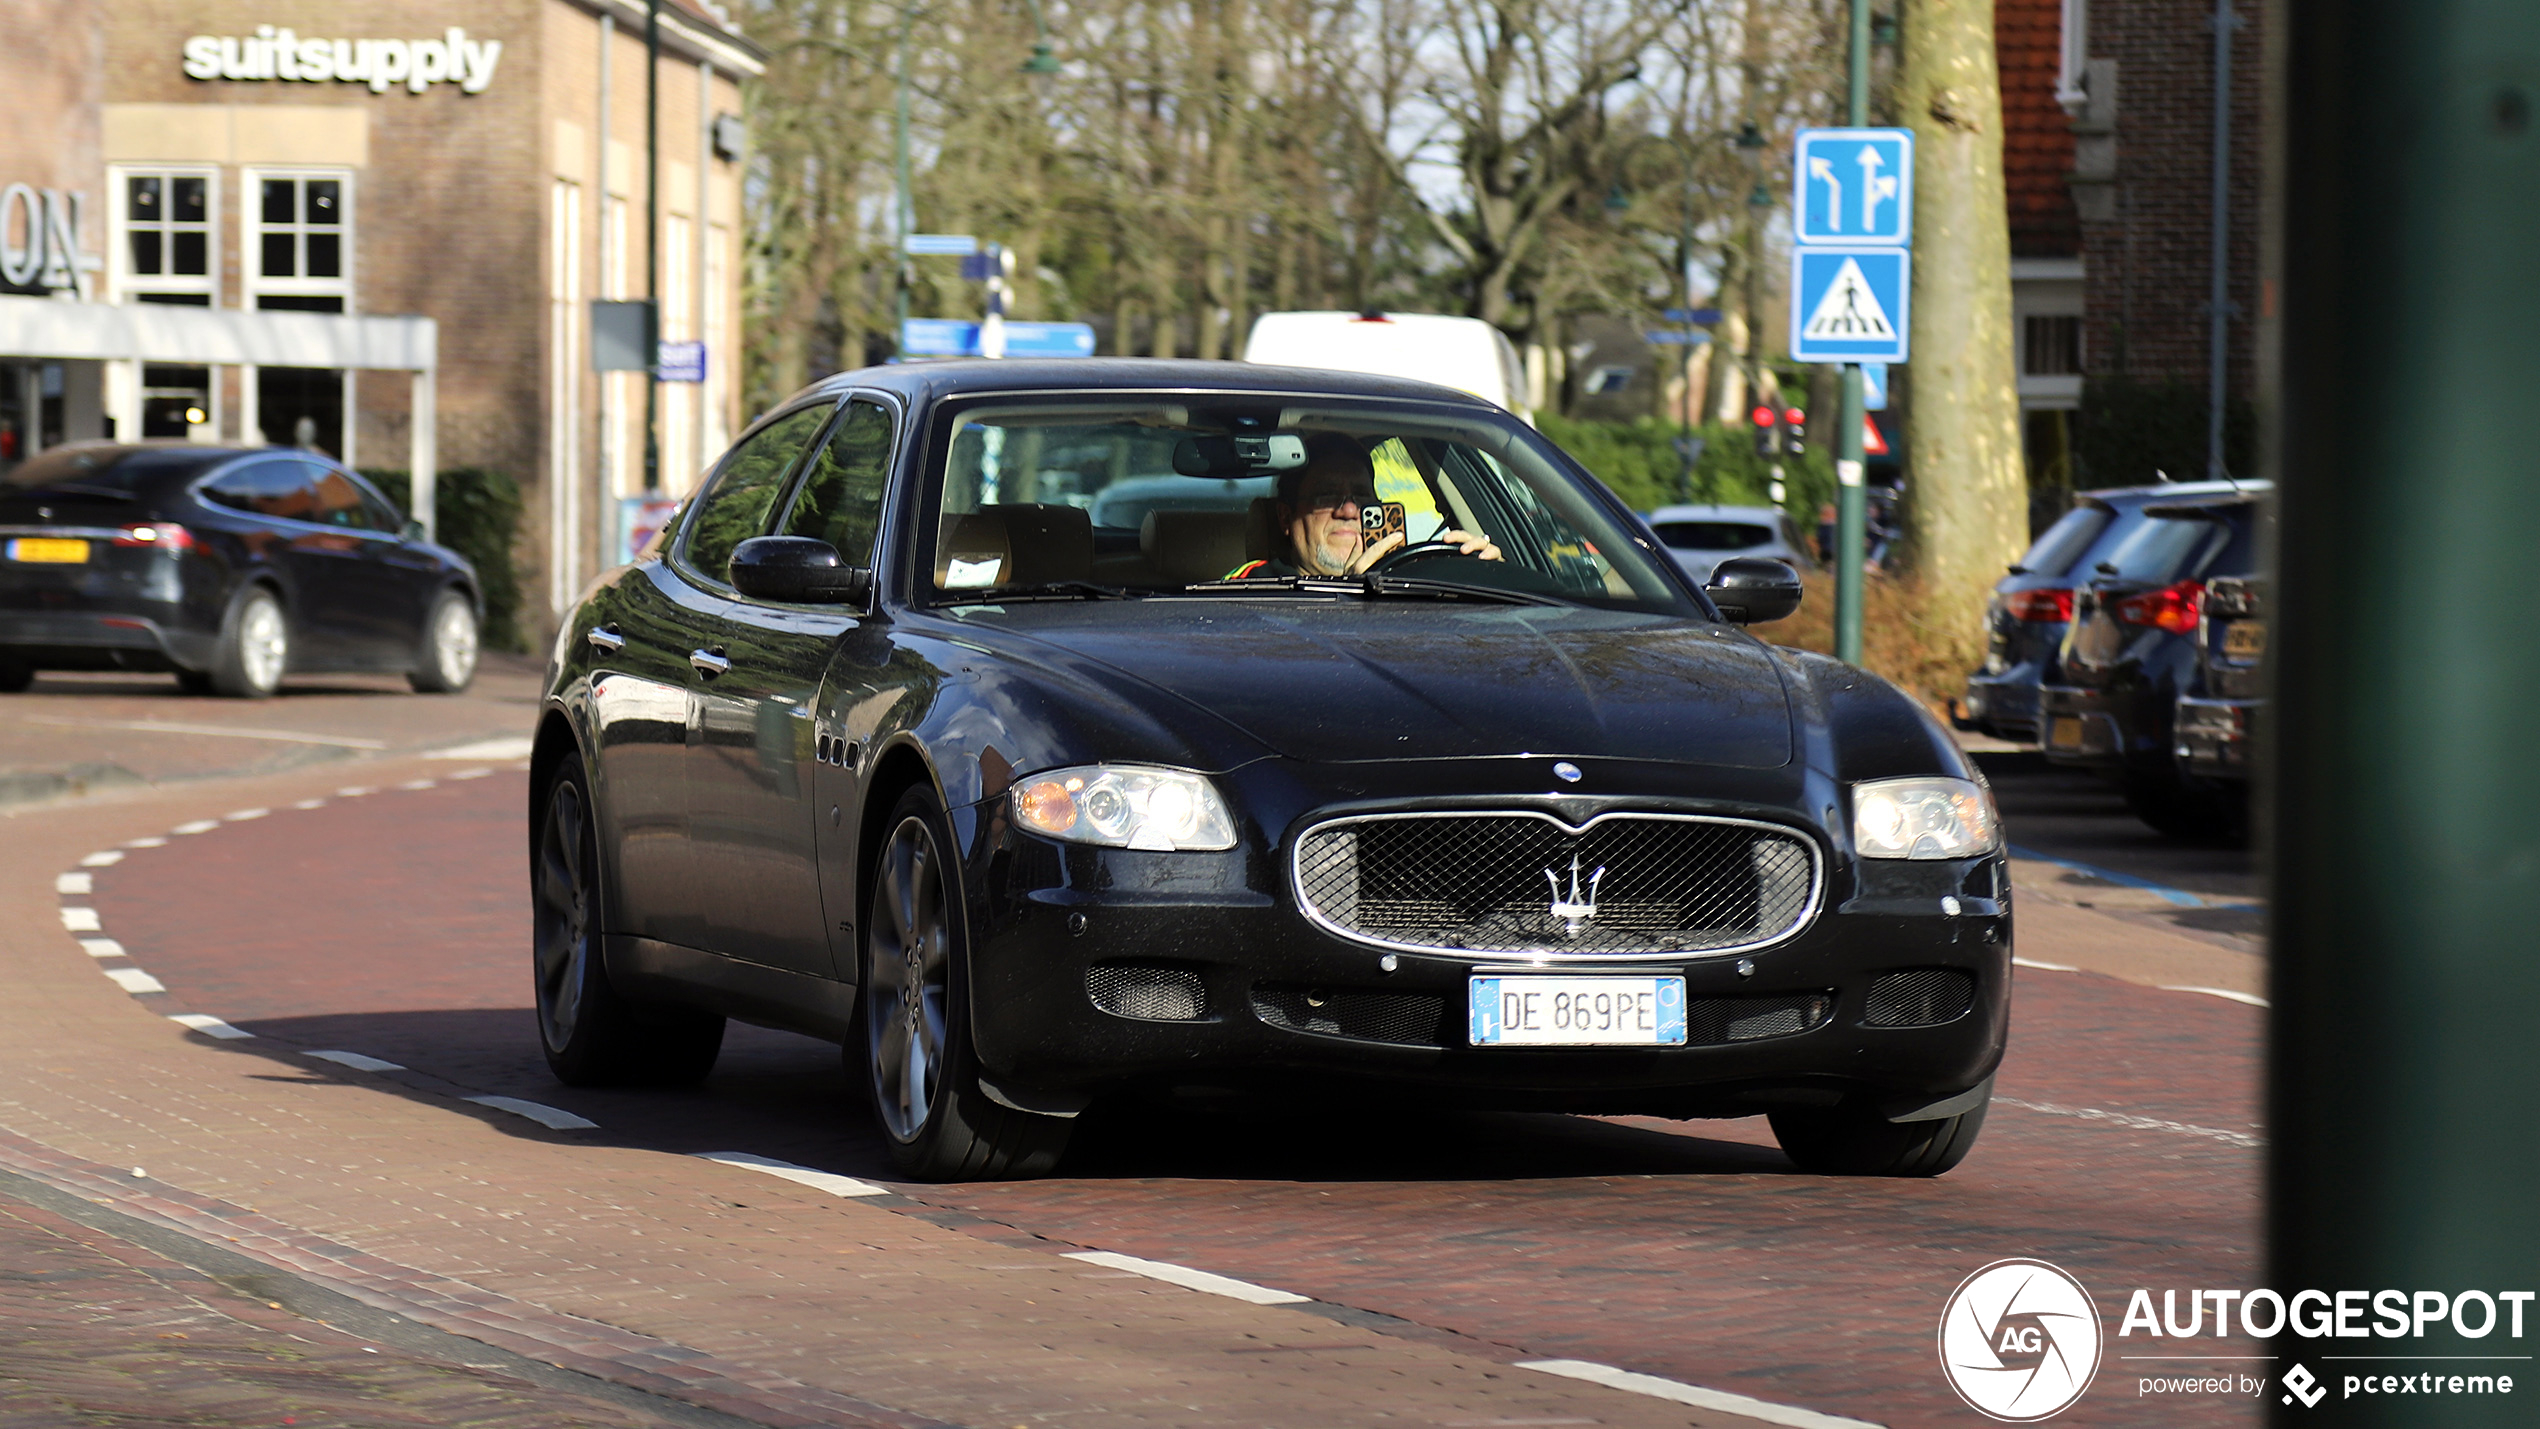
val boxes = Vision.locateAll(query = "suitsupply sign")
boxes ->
[182,25,504,95]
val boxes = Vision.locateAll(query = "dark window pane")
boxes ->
[261,232,295,278]
[781,400,895,568]
[307,468,368,527]
[262,179,296,225]
[128,230,162,276]
[307,180,340,225]
[304,232,340,278]
[256,294,344,313]
[171,231,207,276]
[172,177,207,222]
[206,458,318,520]
[682,404,833,584]
[128,176,160,215]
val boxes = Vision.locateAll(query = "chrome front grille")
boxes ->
[1292,811,1822,960]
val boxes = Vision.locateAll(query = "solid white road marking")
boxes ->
[171,820,219,835]
[81,851,125,867]
[1996,1096,2262,1148]
[78,939,125,960]
[427,736,536,761]
[55,872,92,895]
[104,968,166,994]
[2160,984,2269,1007]
[306,1049,405,1072]
[123,837,167,849]
[1517,1360,1885,1429]
[224,808,269,821]
[168,1013,253,1040]
[2012,957,2078,972]
[462,1096,597,1131]
[59,907,101,932]
[16,716,388,749]
[695,1152,889,1198]
[1061,1250,1309,1305]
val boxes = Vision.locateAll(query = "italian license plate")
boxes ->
[2049,715,2085,750]
[7,537,89,563]
[2222,620,2266,660]
[1469,976,1688,1047]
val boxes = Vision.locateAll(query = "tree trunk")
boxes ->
[1897,0,2029,663]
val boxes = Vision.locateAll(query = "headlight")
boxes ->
[1851,776,2001,860]
[1010,764,1237,851]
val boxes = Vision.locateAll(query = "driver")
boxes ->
[1226,437,1501,578]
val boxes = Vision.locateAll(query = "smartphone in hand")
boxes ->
[1360,501,1407,545]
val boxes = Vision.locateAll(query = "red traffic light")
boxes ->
[1784,406,1806,426]
[1751,405,1776,428]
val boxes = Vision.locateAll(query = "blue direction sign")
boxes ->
[901,318,1097,359]
[1792,128,1913,247]
[1789,247,1910,363]
[900,318,979,356]
[1861,362,1890,411]
[903,233,980,256]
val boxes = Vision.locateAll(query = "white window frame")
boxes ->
[107,164,219,304]
[241,166,356,310]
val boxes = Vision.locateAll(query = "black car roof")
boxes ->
[2072,478,2254,511]
[793,357,1504,412]
[0,441,265,495]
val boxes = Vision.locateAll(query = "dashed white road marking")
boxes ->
[168,1013,253,1040]
[1996,1096,2262,1149]
[2160,984,2268,1008]
[171,820,219,835]
[292,798,327,810]
[336,786,376,798]
[2012,957,2078,971]
[462,1096,597,1131]
[59,907,101,932]
[427,735,536,761]
[104,967,166,995]
[1516,1360,1884,1429]
[396,779,437,791]
[694,1152,889,1198]
[224,808,270,822]
[55,872,92,895]
[80,850,125,867]
[448,768,494,781]
[78,939,125,960]
[122,836,167,849]
[1062,1250,1309,1305]
[306,1049,405,1073]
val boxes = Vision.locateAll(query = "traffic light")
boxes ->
[1751,404,1779,457]
[1783,405,1807,456]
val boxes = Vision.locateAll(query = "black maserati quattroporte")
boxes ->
[532,360,2010,1180]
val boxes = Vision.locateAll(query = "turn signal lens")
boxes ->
[2113,579,2204,633]
[1009,765,1237,851]
[1852,776,2002,860]
[112,522,194,552]
[2002,587,2074,623]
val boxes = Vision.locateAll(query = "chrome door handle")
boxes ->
[586,625,626,652]
[689,647,731,679]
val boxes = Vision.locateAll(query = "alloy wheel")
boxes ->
[239,596,287,693]
[868,815,951,1141]
[534,778,593,1052]
[432,599,479,688]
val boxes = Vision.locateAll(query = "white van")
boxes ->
[1241,311,1529,418]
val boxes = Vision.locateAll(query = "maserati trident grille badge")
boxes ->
[1544,854,1606,939]
[1552,760,1582,783]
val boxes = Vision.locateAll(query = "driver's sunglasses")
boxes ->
[1301,485,1379,513]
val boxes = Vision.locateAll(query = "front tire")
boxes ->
[1771,1097,1988,1177]
[409,590,480,694]
[533,753,723,1086]
[861,786,1070,1180]
[0,658,31,693]
[209,586,288,699]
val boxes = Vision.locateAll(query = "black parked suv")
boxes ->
[2037,487,2266,836]
[1959,480,2243,742]
[0,442,482,697]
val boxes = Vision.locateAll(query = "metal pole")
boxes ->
[1678,157,1696,504]
[642,0,659,493]
[1833,0,1870,663]
[2271,2,2540,1419]
[895,4,915,352]
[2204,0,2238,481]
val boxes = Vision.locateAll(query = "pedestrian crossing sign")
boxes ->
[1789,247,1910,363]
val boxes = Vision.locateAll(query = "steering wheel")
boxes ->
[1364,539,1468,575]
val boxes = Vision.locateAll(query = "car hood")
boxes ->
[943,601,1794,768]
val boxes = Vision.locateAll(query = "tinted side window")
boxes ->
[2019,505,2111,577]
[681,404,834,584]
[780,399,894,567]
[307,466,379,529]
[201,458,318,520]
[2099,515,2225,583]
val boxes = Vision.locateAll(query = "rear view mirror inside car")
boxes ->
[1171,434,1307,477]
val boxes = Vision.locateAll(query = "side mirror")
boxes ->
[729,536,873,605]
[1705,556,1804,624]
[401,519,427,543]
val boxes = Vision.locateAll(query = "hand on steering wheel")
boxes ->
[1357,526,1503,575]
[1362,539,1471,574]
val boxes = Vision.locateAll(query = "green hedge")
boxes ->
[362,466,527,652]
[1536,413,1834,518]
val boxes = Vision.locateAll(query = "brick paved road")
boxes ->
[67,768,2267,1428]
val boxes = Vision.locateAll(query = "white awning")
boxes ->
[0,294,436,372]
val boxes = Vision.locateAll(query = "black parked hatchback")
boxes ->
[0,443,482,697]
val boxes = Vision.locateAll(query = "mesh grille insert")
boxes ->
[1251,985,1447,1047]
[1087,965,1209,1021]
[1294,813,1820,958]
[1864,969,1976,1027]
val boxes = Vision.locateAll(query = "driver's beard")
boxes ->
[1300,527,1358,577]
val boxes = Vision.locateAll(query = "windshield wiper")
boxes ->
[970,579,1144,602]
[1178,573,1561,606]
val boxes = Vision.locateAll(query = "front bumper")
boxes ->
[1963,662,2045,742]
[963,802,2010,1119]
[2175,696,2258,782]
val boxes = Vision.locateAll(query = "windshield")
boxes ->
[2018,504,2110,577]
[2095,510,2236,584]
[920,397,1697,613]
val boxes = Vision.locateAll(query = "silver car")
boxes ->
[1645,503,1819,584]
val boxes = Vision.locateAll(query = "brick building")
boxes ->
[1,0,761,638]
[1998,0,2265,494]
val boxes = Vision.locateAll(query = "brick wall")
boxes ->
[1996,0,2080,260]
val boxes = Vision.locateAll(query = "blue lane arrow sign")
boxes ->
[1792,128,1914,247]
[1789,247,1910,364]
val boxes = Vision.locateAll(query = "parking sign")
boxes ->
[1789,247,1910,363]
[1792,128,1914,247]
